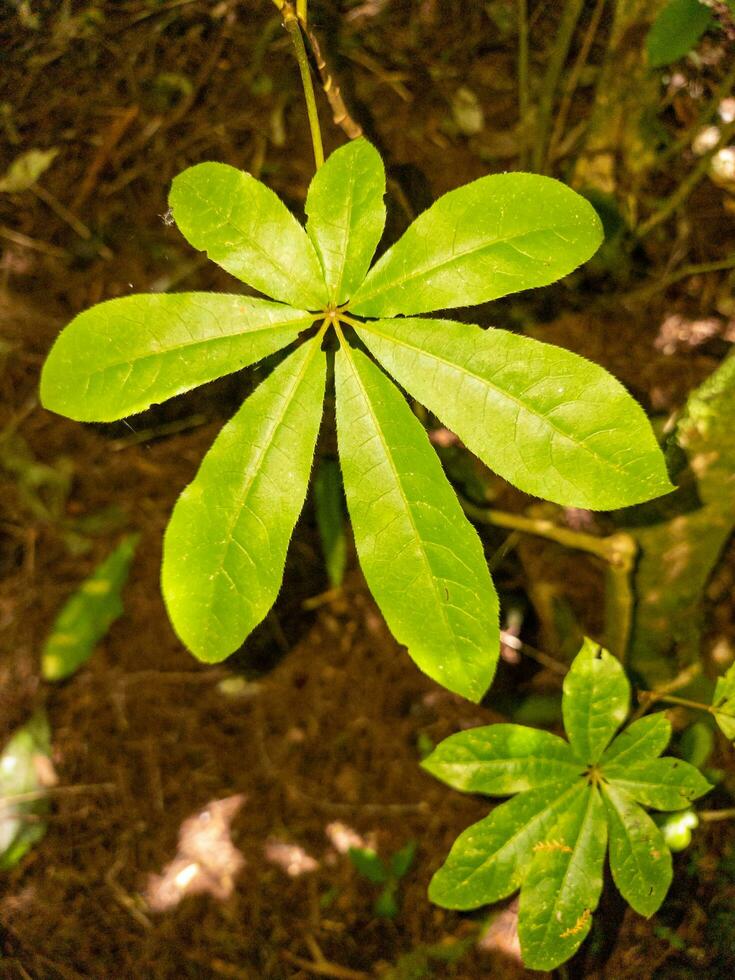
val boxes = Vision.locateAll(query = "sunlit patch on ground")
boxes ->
[264,839,319,877]
[477,898,522,962]
[325,820,371,855]
[145,795,245,912]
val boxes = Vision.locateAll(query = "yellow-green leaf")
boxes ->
[170,162,328,309]
[40,293,314,422]
[305,138,386,306]
[518,785,607,970]
[562,638,630,764]
[357,318,674,509]
[335,344,499,701]
[162,338,326,661]
[350,173,603,316]
[602,783,672,917]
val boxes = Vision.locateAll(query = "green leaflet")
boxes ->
[313,458,348,589]
[421,724,583,795]
[350,173,603,317]
[562,638,630,764]
[305,138,386,306]
[42,534,139,681]
[335,344,499,702]
[357,318,673,509]
[646,0,712,68]
[349,847,388,884]
[170,162,328,309]
[601,757,712,811]
[602,783,672,917]
[429,781,587,909]
[391,841,417,879]
[518,785,607,970]
[600,713,672,768]
[712,663,735,740]
[40,293,314,422]
[162,338,326,661]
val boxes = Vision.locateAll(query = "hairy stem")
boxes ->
[280,1,324,170]
[637,691,713,714]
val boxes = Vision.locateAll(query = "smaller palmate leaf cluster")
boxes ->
[423,639,711,971]
[41,139,672,702]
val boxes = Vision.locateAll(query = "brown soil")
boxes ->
[1,2,735,978]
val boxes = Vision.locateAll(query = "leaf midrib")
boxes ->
[77,314,313,389]
[320,154,357,305]
[359,323,656,488]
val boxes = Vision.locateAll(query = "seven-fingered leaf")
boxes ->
[426,639,712,971]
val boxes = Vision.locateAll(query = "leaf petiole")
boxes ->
[280,2,324,170]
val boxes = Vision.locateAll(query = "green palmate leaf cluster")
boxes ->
[423,639,712,970]
[40,139,672,701]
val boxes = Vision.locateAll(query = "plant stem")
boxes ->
[302,19,363,139]
[699,808,735,823]
[461,500,636,660]
[636,118,735,238]
[546,0,606,165]
[517,0,530,170]
[629,662,702,720]
[637,691,714,714]
[532,0,585,173]
[460,500,637,569]
[281,3,324,170]
[628,255,735,300]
